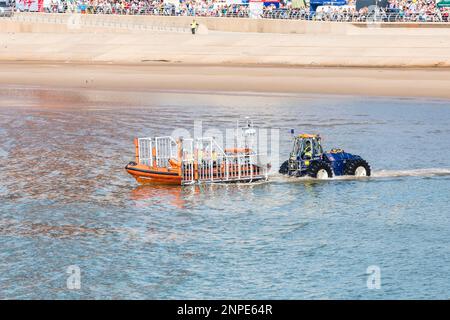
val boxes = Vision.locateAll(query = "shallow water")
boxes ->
[0,87,449,299]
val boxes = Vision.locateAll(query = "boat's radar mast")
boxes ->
[236,117,257,152]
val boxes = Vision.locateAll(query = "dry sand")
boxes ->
[1,62,450,100]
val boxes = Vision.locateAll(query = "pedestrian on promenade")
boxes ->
[191,19,199,35]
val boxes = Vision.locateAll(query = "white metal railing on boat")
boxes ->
[137,136,177,167]
[155,136,177,168]
[180,137,268,185]
[138,138,153,166]
[135,122,268,185]
[181,138,195,184]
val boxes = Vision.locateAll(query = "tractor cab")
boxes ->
[293,134,324,160]
[288,134,324,170]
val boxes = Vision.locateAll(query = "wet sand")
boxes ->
[1,62,450,99]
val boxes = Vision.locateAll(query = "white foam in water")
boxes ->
[270,168,450,182]
[372,168,450,178]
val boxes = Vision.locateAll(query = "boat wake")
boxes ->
[270,168,450,182]
[371,168,450,178]
[179,168,450,187]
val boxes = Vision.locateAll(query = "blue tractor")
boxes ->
[279,133,371,179]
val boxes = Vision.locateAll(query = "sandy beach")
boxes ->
[1,62,450,99]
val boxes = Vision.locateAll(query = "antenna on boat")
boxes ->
[242,117,256,151]
[235,119,239,151]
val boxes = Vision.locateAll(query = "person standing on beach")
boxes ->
[191,20,199,35]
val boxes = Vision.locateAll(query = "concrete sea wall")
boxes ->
[0,13,449,67]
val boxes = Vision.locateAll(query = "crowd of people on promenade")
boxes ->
[306,0,447,22]
[385,0,445,20]
[36,0,450,22]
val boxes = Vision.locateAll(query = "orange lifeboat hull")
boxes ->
[125,162,182,185]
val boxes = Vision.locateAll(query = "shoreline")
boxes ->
[1,62,450,100]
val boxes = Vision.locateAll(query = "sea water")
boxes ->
[0,87,449,299]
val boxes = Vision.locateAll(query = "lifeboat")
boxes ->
[125,123,269,186]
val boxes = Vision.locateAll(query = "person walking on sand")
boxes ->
[190,19,199,35]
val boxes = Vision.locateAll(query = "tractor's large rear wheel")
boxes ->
[307,161,333,179]
[344,159,371,177]
[279,160,289,174]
